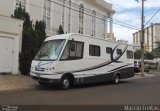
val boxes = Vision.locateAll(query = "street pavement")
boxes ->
[0,73,160,105]
[0,73,157,92]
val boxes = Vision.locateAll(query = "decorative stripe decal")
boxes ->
[108,64,132,73]
[54,44,129,74]
[71,45,128,73]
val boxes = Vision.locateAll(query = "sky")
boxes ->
[105,0,160,44]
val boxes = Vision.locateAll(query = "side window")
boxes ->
[89,45,100,56]
[106,47,112,54]
[117,49,122,55]
[61,41,84,60]
[127,50,133,59]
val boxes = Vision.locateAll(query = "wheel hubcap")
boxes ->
[63,79,69,88]
[115,76,119,83]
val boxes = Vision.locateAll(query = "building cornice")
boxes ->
[80,0,115,14]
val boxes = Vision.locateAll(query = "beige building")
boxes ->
[0,0,115,40]
[133,23,160,52]
[0,0,115,74]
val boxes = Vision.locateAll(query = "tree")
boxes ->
[134,50,141,59]
[34,20,46,49]
[152,41,160,59]
[144,52,154,60]
[134,49,154,60]
[12,4,46,75]
[57,25,64,34]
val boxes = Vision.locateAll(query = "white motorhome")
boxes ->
[30,33,134,89]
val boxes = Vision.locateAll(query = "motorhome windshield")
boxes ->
[34,39,66,61]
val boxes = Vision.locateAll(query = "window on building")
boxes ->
[136,33,138,44]
[92,10,96,36]
[127,50,133,59]
[106,47,112,54]
[79,4,84,34]
[102,15,106,39]
[16,0,26,9]
[61,41,84,60]
[147,28,149,45]
[117,49,122,55]
[89,45,100,57]
[68,0,71,33]
[43,0,51,27]
[62,0,65,29]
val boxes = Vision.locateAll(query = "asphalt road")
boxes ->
[0,75,160,105]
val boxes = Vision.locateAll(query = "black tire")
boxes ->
[38,81,48,86]
[60,76,71,90]
[114,75,120,84]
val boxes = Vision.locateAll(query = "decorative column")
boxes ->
[68,0,71,33]
[109,14,113,34]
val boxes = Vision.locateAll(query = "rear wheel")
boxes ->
[38,81,48,86]
[114,75,120,84]
[60,76,71,90]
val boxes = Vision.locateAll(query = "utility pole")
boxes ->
[141,0,145,77]
[136,0,145,77]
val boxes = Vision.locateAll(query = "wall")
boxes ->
[0,0,15,17]
[0,15,23,74]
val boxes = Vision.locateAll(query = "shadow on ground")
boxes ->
[34,80,133,91]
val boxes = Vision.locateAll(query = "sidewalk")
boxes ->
[0,74,37,92]
[148,71,160,75]
[0,73,159,92]
[126,73,158,81]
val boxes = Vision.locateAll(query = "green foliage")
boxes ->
[144,69,150,73]
[12,4,46,75]
[35,20,46,49]
[134,50,154,60]
[57,25,64,35]
[144,52,154,60]
[134,50,141,59]
[152,41,160,59]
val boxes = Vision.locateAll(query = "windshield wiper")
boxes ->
[42,54,50,60]
[38,53,50,60]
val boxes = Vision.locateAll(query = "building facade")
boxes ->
[0,15,23,74]
[1,0,115,40]
[0,0,115,74]
[133,23,160,52]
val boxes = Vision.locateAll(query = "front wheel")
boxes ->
[60,76,71,90]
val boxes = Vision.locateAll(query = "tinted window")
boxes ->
[89,45,100,56]
[106,47,112,54]
[117,49,122,55]
[61,41,84,60]
[127,50,133,59]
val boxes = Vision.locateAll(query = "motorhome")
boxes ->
[30,33,134,89]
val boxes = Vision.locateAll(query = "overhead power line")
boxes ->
[27,0,139,30]
[107,0,141,20]
[144,8,160,26]
[51,0,140,30]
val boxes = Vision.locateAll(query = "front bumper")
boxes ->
[32,76,61,85]
[30,72,62,85]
